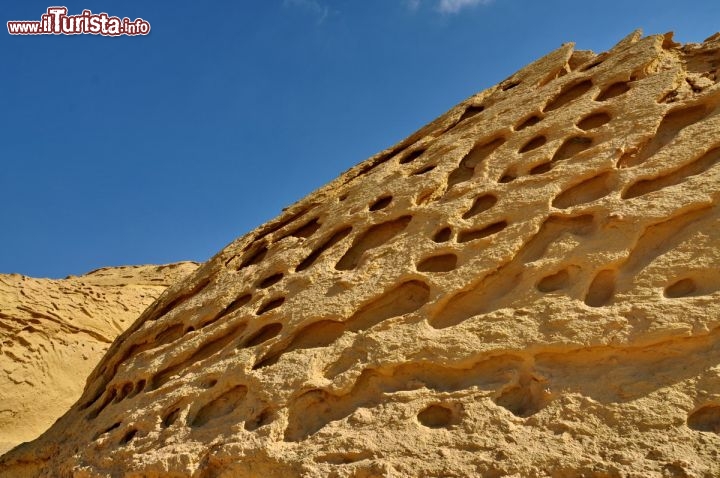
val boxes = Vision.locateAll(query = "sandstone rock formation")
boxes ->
[0,262,198,455]
[3,30,720,477]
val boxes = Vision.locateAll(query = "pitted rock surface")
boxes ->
[3,31,720,477]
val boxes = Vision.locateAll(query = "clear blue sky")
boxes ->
[1,1,718,278]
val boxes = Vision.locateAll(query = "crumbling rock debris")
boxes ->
[2,30,720,477]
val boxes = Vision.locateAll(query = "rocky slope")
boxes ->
[2,30,720,477]
[0,262,198,455]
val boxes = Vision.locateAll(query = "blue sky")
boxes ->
[1,0,718,278]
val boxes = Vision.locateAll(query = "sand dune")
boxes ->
[0,262,198,455]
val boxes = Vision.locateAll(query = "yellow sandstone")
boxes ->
[0,263,198,456]
[2,30,720,477]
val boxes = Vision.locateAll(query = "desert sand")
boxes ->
[0,262,198,456]
[2,30,720,477]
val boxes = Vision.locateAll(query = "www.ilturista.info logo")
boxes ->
[7,7,150,36]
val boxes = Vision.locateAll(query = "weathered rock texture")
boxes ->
[3,30,720,477]
[0,262,198,455]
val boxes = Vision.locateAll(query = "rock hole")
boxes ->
[253,320,345,369]
[495,378,547,417]
[688,404,720,433]
[664,278,698,298]
[457,221,508,243]
[552,172,614,209]
[519,135,547,153]
[115,382,134,403]
[244,323,283,348]
[499,171,517,183]
[335,216,412,270]
[458,105,485,122]
[369,195,392,211]
[543,79,593,112]
[203,293,252,328]
[314,451,373,465]
[126,379,145,399]
[687,77,706,94]
[502,80,521,91]
[447,137,505,188]
[201,378,218,389]
[529,162,552,175]
[285,218,321,240]
[659,89,680,104]
[430,215,596,329]
[133,379,146,396]
[618,104,710,168]
[258,272,284,289]
[296,226,352,272]
[80,387,106,412]
[162,408,181,428]
[152,323,247,390]
[283,389,331,441]
[245,408,275,431]
[256,297,285,315]
[355,148,398,177]
[413,164,436,175]
[417,253,458,273]
[114,342,152,372]
[415,188,436,205]
[622,146,720,199]
[577,111,612,130]
[536,269,570,293]
[463,194,498,219]
[662,463,690,478]
[119,429,137,445]
[345,280,430,333]
[93,422,121,441]
[399,148,425,164]
[237,244,268,271]
[515,114,542,131]
[622,208,712,288]
[432,227,452,243]
[288,320,345,349]
[190,385,248,428]
[417,404,454,428]
[595,81,631,101]
[149,276,212,321]
[253,206,312,243]
[567,50,596,71]
[153,323,185,348]
[616,148,639,169]
[551,136,593,163]
[584,269,616,307]
[537,65,568,87]
[87,388,117,420]
[580,58,604,71]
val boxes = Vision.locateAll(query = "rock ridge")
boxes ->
[2,30,720,477]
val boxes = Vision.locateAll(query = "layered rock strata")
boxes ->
[0,262,198,455]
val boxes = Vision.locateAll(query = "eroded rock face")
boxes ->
[3,31,720,477]
[0,262,198,455]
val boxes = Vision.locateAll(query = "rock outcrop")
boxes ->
[0,262,198,455]
[3,30,720,477]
